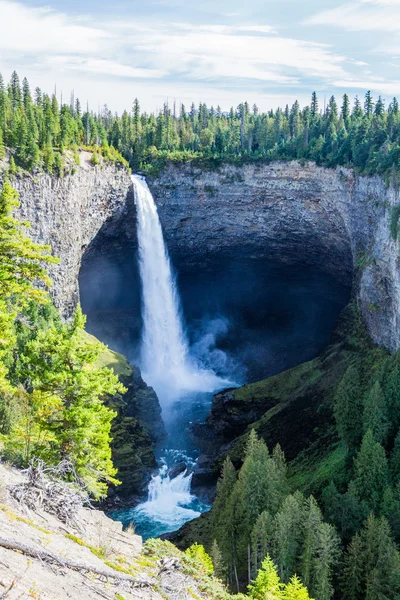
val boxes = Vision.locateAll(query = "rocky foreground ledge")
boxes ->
[0,462,227,599]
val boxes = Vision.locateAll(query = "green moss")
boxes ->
[368,303,382,312]
[204,184,217,196]
[233,359,322,405]
[0,506,52,534]
[80,330,132,377]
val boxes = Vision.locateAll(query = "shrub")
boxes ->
[185,543,214,576]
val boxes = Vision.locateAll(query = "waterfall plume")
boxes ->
[132,175,227,404]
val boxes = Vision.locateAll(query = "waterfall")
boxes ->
[132,174,225,404]
[128,175,230,539]
[132,464,202,535]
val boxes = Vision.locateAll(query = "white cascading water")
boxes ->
[132,174,226,404]
[134,464,200,530]
[131,175,231,536]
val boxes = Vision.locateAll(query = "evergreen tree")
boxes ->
[13,306,125,497]
[341,94,350,125]
[342,532,364,600]
[334,363,363,452]
[362,380,389,444]
[364,91,374,117]
[273,492,304,583]
[283,576,313,600]
[390,429,400,483]
[0,181,56,393]
[0,128,5,159]
[212,457,237,585]
[312,522,340,600]
[310,92,318,118]
[343,515,400,600]
[349,429,389,513]
[210,540,226,581]
[300,496,322,590]
[251,511,274,577]
[249,556,283,600]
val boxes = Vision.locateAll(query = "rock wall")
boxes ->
[147,162,400,352]
[5,159,400,352]
[3,158,133,316]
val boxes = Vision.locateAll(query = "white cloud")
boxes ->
[0,0,394,112]
[0,0,107,53]
[43,56,165,79]
[332,79,400,95]
[0,0,348,87]
[306,0,400,32]
[107,21,347,82]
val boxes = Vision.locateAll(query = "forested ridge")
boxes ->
[1,71,400,179]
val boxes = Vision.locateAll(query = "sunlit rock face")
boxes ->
[10,159,400,352]
[5,161,133,316]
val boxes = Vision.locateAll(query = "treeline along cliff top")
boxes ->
[1,71,400,179]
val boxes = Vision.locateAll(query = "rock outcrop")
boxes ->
[147,161,400,352]
[94,338,166,499]
[5,155,133,316]
[0,461,229,600]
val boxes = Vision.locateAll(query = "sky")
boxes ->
[0,0,400,113]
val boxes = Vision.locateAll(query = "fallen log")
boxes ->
[0,536,152,588]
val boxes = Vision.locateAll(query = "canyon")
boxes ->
[4,157,400,504]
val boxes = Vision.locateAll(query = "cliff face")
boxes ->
[6,157,133,316]
[147,162,400,352]
[8,159,400,352]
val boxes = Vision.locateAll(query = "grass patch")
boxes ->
[288,443,347,494]
[233,359,322,405]
[80,331,132,377]
[1,506,51,534]
[64,533,107,559]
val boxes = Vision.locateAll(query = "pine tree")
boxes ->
[0,128,5,159]
[352,96,363,120]
[273,492,304,583]
[233,431,287,580]
[283,575,313,600]
[341,94,350,125]
[9,71,22,111]
[334,363,363,452]
[364,91,374,117]
[0,181,56,392]
[17,306,126,497]
[8,156,16,175]
[251,511,274,577]
[312,522,340,600]
[343,515,400,600]
[210,540,226,580]
[349,429,389,513]
[310,92,318,118]
[374,96,385,117]
[212,457,237,585]
[342,532,364,600]
[249,555,283,600]
[390,429,400,483]
[362,380,389,444]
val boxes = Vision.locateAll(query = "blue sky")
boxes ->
[0,0,399,113]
